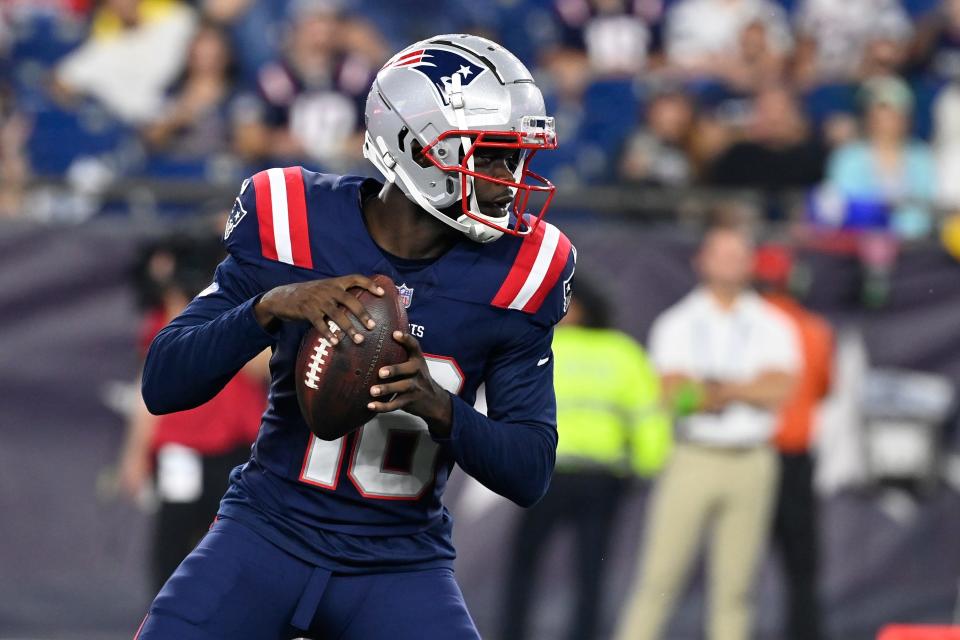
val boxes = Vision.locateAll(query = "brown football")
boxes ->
[295,274,408,441]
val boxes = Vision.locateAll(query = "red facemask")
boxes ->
[420,117,558,236]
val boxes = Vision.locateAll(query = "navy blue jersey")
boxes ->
[141,167,576,573]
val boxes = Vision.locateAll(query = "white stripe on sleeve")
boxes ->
[509,223,560,310]
[267,168,294,265]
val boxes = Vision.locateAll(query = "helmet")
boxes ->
[362,34,557,243]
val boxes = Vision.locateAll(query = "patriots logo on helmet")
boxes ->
[392,48,484,105]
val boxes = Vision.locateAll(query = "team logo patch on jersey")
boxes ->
[396,283,414,309]
[562,248,577,314]
[224,180,250,241]
[392,48,484,105]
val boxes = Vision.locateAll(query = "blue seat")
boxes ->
[28,103,130,175]
[802,83,859,127]
[581,79,639,152]
[11,13,85,67]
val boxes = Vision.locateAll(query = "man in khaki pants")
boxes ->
[616,224,799,640]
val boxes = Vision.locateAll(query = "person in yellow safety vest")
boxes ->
[499,276,671,640]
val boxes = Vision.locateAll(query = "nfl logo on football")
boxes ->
[396,283,414,309]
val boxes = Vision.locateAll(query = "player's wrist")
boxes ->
[253,291,280,329]
[423,391,453,438]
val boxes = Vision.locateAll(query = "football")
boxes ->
[295,274,409,440]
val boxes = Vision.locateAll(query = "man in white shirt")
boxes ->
[616,224,800,640]
[793,0,912,85]
[53,0,197,124]
[664,0,793,79]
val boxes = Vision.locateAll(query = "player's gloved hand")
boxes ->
[254,274,385,345]
[367,331,454,436]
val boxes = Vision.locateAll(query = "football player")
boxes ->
[136,34,575,640]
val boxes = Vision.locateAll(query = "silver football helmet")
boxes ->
[362,34,557,243]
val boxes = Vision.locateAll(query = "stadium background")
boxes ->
[4,0,960,638]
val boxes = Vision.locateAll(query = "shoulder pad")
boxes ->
[491,220,576,323]
[224,167,354,270]
[250,167,314,268]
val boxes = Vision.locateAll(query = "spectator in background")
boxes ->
[616,223,799,640]
[859,31,914,82]
[922,0,960,211]
[754,244,834,640]
[117,233,268,591]
[140,22,243,167]
[552,0,657,76]
[688,107,735,180]
[934,76,960,211]
[52,0,197,124]
[707,85,827,191]
[532,47,595,185]
[826,75,937,239]
[501,278,670,640]
[663,0,792,86]
[201,0,290,81]
[620,87,695,186]
[912,0,960,82]
[234,0,379,170]
[792,0,912,87]
[726,18,790,92]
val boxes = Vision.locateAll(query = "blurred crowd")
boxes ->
[3,3,950,637]
[2,0,960,237]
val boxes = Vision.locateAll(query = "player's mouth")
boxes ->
[478,193,515,216]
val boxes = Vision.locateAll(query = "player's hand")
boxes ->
[254,274,384,345]
[367,331,453,435]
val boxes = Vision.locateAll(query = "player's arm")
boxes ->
[369,223,576,507]
[141,255,277,415]
[369,323,559,508]
[143,259,387,414]
[144,169,384,414]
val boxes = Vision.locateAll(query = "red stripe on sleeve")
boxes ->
[283,167,313,269]
[252,171,278,261]
[522,232,572,313]
[491,220,548,309]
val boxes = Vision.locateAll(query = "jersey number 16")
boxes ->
[298,355,464,500]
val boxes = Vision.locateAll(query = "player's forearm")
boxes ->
[438,396,556,508]
[142,297,274,414]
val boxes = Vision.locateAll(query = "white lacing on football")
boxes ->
[304,320,340,390]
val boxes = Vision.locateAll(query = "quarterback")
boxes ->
[136,34,575,639]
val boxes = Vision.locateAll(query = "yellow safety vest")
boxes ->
[552,325,671,477]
